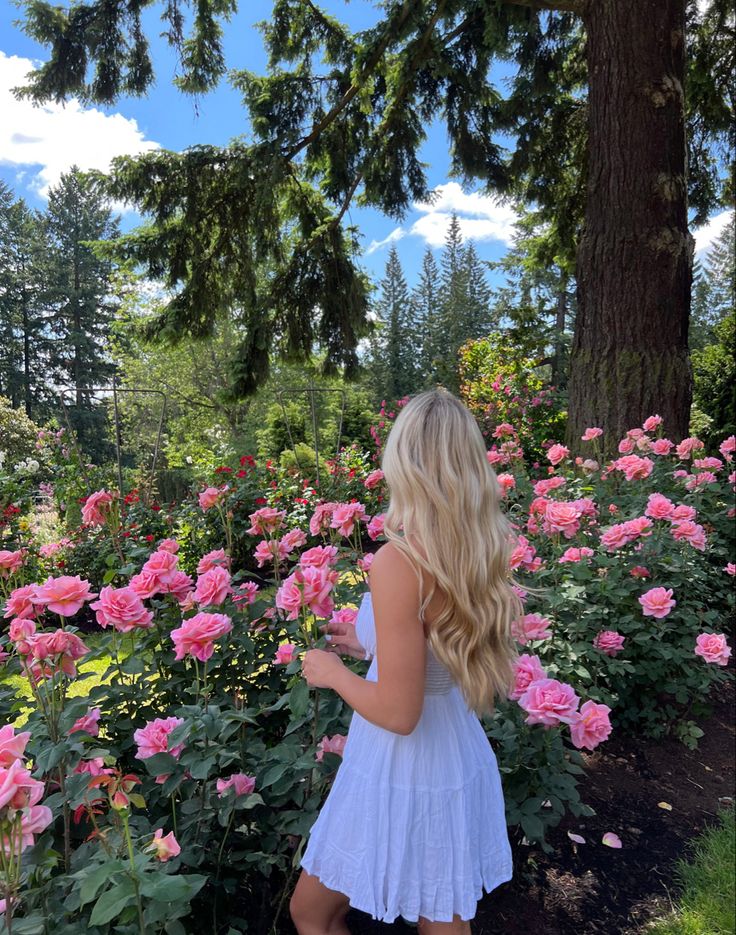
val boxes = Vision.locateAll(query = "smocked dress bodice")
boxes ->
[354,590,456,696]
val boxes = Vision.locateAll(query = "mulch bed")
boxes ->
[324,677,735,935]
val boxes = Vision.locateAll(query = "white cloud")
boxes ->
[367,181,519,253]
[693,209,733,257]
[0,50,160,206]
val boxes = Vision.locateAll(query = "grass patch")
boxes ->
[644,805,735,935]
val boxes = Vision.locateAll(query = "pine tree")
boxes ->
[42,167,121,456]
[690,218,735,353]
[411,248,440,386]
[0,184,48,417]
[367,245,418,404]
[463,241,494,339]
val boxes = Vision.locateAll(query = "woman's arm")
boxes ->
[301,543,426,735]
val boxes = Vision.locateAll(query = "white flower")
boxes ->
[185,455,193,464]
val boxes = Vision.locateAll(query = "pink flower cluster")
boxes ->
[507,658,612,751]
[0,725,53,856]
[275,545,340,623]
[0,549,26,578]
[8,620,91,682]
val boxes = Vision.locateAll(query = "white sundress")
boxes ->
[299,590,514,923]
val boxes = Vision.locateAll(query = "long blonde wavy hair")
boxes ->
[381,388,529,716]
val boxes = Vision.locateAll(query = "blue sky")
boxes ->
[1,0,731,289]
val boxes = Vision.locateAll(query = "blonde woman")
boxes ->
[293,388,524,935]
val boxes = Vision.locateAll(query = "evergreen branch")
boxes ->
[500,0,583,13]
[285,0,419,159]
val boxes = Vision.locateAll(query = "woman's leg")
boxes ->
[417,915,471,935]
[289,869,351,935]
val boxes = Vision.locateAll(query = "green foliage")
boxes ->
[692,312,736,445]
[459,333,566,462]
[643,806,735,935]
[0,396,42,465]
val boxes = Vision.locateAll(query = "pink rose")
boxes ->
[275,576,304,620]
[128,569,162,600]
[281,529,307,553]
[164,571,195,603]
[90,586,153,632]
[30,575,97,617]
[330,502,368,537]
[247,507,286,536]
[0,759,45,810]
[614,455,654,480]
[81,489,115,527]
[364,469,385,489]
[508,654,547,701]
[0,550,26,577]
[217,773,256,796]
[300,545,338,568]
[19,804,53,850]
[694,633,731,666]
[296,565,336,618]
[316,734,347,762]
[0,726,31,767]
[645,493,675,520]
[496,473,516,495]
[724,563,736,576]
[639,586,676,619]
[330,607,358,626]
[600,523,634,551]
[366,514,386,541]
[512,613,553,646]
[670,520,707,551]
[533,477,566,497]
[593,630,625,656]
[26,629,90,678]
[170,612,232,661]
[233,581,260,605]
[629,566,650,578]
[309,502,338,537]
[193,566,232,607]
[624,516,653,539]
[651,438,674,455]
[199,487,223,511]
[148,829,181,861]
[547,444,570,465]
[358,553,374,573]
[274,643,297,665]
[517,678,581,727]
[542,501,582,539]
[675,437,704,460]
[642,414,663,432]
[8,618,36,654]
[671,504,697,522]
[618,437,635,454]
[569,700,613,750]
[141,549,180,588]
[558,547,594,564]
[158,538,180,554]
[3,585,39,620]
[718,435,735,461]
[581,427,603,441]
[134,716,186,761]
[68,707,101,737]
[196,549,230,574]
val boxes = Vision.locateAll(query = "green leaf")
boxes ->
[520,813,545,841]
[80,861,125,905]
[140,873,208,903]
[142,752,179,775]
[260,763,288,787]
[289,679,310,718]
[89,876,137,925]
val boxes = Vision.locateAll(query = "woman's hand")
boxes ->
[319,619,367,659]
[302,648,346,689]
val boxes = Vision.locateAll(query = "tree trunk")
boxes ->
[567,0,694,458]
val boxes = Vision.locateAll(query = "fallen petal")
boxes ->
[568,831,586,844]
[657,801,673,810]
[602,831,622,848]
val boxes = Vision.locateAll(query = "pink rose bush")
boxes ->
[0,416,732,924]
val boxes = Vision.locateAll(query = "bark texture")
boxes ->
[568,0,694,457]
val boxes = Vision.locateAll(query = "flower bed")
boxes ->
[0,418,733,932]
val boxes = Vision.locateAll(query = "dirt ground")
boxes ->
[330,677,735,935]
